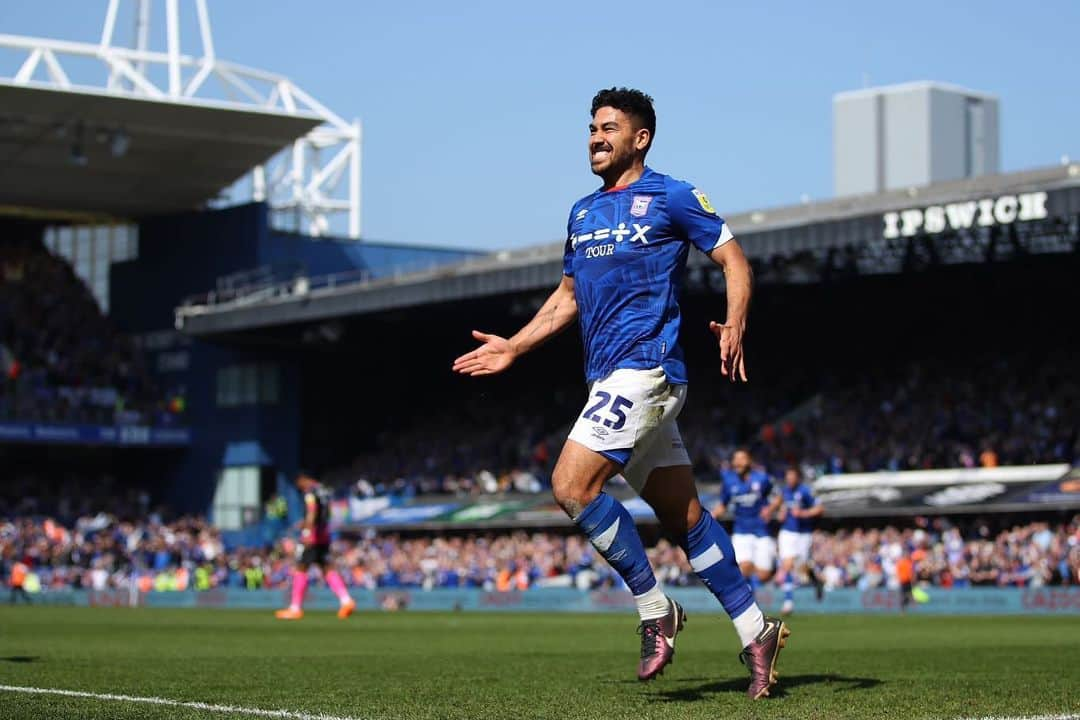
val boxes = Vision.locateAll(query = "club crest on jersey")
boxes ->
[630,195,652,218]
[692,188,716,214]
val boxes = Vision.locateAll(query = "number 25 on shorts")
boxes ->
[582,391,634,430]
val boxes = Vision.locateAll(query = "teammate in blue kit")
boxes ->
[776,466,824,615]
[713,449,782,586]
[454,87,788,699]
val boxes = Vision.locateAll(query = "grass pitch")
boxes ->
[0,606,1077,720]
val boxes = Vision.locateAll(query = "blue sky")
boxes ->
[3,1,1079,250]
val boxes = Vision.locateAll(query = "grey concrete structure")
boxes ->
[834,82,999,197]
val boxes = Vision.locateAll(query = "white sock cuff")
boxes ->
[732,603,765,648]
[634,583,670,622]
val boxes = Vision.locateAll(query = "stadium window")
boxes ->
[94,278,109,314]
[74,226,92,286]
[212,466,261,530]
[259,365,280,405]
[75,256,92,285]
[94,228,110,262]
[127,225,139,260]
[216,364,281,407]
[238,364,258,405]
[93,237,110,307]
[57,227,73,260]
[112,225,139,262]
[216,366,239,407]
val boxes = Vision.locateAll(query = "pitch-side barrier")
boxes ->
[29,586,1080,615]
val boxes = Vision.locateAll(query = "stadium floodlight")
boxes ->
[0,0,362,238]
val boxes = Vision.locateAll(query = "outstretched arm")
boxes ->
[793,504,825,520]
[452,275,578,376]
[761,492,783,521]
[707,238,753,382]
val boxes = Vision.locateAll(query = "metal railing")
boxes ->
[175,242,565,321]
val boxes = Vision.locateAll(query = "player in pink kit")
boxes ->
[275,471,356,620]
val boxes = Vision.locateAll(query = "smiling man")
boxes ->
[453,87,788,699]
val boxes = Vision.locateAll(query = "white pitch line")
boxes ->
[3,685,1073,720]
[952,715,1080,720]
[0,685,366,720]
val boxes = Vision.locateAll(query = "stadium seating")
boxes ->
[314,350,1079,498]
[0,239,179,426]
[4,512,1077,593]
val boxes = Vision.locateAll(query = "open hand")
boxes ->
[709,321,747,382]
[452,330,516,376]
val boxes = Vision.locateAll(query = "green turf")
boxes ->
[0,606,1078,720]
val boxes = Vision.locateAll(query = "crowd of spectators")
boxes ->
[810,518,1079,590]
[745,351,1080,476]
[0,239,181,426]
[4,235,1075,498]
[318,349,1080,499]
[0,471,157,521]
[5,512,1078,595]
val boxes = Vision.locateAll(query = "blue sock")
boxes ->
[783,580,794,602]
[682,512,754,619]
[574,493,656,596]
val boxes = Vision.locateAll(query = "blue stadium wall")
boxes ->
[110,202,480,518]
[35,586,1080,616]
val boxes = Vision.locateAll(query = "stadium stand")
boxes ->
[0,233,181,427]
[311,348,1078,498]
[4,511,1078,593]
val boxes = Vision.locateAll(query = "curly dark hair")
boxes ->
[590,87,656,152]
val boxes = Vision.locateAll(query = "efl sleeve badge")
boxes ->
[691,188,717,214]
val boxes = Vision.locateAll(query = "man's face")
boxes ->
[785,469,800,488]
[732,451,751,475]
[588,107,648,178]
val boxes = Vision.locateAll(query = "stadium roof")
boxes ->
[0,82,321,218]
[177,162,1080,335]
[724,162,1079,235]
[0,2,361,234]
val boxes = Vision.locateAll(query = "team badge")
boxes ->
[630,195,652,217]
[692,188,717,214]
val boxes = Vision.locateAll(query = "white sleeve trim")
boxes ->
[711,223,734,249]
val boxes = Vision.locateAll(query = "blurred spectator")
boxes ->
[3,511,1077,593]
[0,240,180,426]
[310,350,1077,499]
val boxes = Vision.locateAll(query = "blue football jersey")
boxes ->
[781,484,819,534]
[720,469,773,537]
[563,167,733,384]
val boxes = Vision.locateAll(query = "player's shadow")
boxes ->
[0,656,39,663]
[649,673,883,702]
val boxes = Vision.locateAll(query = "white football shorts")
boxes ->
[567,366,690,493]
[732,533,777,571]
[777,529,813,563]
